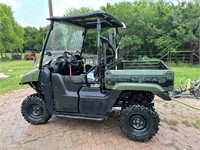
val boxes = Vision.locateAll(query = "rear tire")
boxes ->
[21,93,51,125]
[118,101,159,141]
[146,91,155,103]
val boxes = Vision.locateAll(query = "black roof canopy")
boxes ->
[47,10,124,29]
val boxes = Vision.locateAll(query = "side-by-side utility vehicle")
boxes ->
[20,11,174,141]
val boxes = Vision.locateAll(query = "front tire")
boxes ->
[119,102,159,141]
[21,94,51,125]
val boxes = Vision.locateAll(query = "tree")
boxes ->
[65,7,97,54]
[23,26,48,53]
[101,0,200,61]
[155,1,200,52]
[65,7,93,16]
[62,1,200,61]
[0,3,24,59]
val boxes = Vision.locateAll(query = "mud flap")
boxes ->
[155,92,171,101]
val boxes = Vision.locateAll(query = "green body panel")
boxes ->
[20,68,40,84]
[105,68,174,92]
[111,83,165,93]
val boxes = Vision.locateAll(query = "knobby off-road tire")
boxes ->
[118,102,159,141]
[21,93,51,125]
[146,92,155,103]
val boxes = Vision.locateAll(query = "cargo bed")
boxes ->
[105,60,174,92]
[111,60,170,70]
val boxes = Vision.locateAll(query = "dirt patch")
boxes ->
[173,95,200,109]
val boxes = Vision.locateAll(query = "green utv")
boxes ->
[20,11,174,141]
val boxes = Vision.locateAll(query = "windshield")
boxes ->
[42,21,84,65]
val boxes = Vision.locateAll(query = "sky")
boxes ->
[0,0,134,28]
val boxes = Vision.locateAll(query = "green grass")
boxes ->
[181,120,192,127]
[194,119,200,129]
[0,60,35,94]
[167,119,179,126]
[171,66,200,88]
[163,102,169,107]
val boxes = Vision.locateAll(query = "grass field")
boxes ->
[0,60,199,94]
[172,66,200,87]
[0,60,35,94]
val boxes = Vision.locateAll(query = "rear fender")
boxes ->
[111,83,171,100]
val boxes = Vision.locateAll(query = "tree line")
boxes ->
[66,0,200,60]
[0,3,47,58]
[0,0,199,61]
[0,3,24,58]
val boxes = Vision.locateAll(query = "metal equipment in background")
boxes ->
[172,78,200,99]
[11,50,22,60]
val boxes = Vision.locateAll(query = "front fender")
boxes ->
[20,68,40,84]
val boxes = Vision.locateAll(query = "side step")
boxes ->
[55,112,107,121]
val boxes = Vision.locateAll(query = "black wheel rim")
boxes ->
[129,114,147,130]
[28,104,43,119]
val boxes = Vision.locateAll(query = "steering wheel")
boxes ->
[63,51,78,66]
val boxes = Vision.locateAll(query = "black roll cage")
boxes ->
[39,11,123,85]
